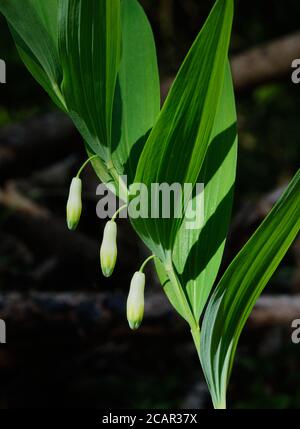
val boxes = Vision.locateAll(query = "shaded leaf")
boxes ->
[0,0,62,104]
[58,0,122,160]
[200,169,300,409]
[29,0,59,49]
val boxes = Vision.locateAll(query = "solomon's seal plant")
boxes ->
[66,154,98,230]
[2,0,299,409]
[126,254,155,330]
[127,271,146,330]
[66,176,82,231]
[100,220,118,278]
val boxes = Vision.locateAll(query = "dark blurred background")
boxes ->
[0,0,300,409]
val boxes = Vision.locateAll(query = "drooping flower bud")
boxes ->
[100,220,117,277]
[127,271,145,330]
[66,177,82,231]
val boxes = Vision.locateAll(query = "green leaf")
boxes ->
[131,0,234,263]
[111,0,160,185]
[155,64,237,323]
[200,169,300,409]
[0,0,62,102]
[85,0,160,192]
[170,63,237,321]
[15,44,66,111]
[58,0,122,160]
[29,0,59,48]
[4,0,159,192]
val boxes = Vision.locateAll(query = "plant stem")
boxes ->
[215,402,226,410]
[190,328,227,410]
[76,155,99,178]
[163,256,202,390]
[190,324,201,360]
[112,204,127,221]
[164,255,199,334]
[52,82,68,111]
[107,162,128,203]
[139,255,156,272]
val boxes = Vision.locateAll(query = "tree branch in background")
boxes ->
[0,292,298,339]
[0,182,99,272]
[232,31,300,91]
[161,31,300,99]
[0,113,80,183]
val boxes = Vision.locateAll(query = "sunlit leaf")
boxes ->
[166,64,237,320]
[111,0,160,185]
[131,0,234,264]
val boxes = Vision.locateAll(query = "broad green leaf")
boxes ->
[58,0,122,160]
[200,169,300,409]
[29,0,59,49]
[86,0,160,192]
[0,0,62,101]
[155,64,237,323]
[111,0,160,185]
[15,44,66,111]
[4,0,159,192]
[131,0,234,263]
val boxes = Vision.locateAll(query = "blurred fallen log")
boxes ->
[230,185,287,240]
[0,113,81,183]
[249,295,300,327]
[161,31,300,98]
[0,182,141,286]
[0,182,99,275]
[0,291,181,339]
[0,292,299,339]
[232,31,300,91]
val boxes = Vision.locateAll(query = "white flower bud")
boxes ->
[66,177,82,231]
[100,220,117,277]
[127,271,145,330]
